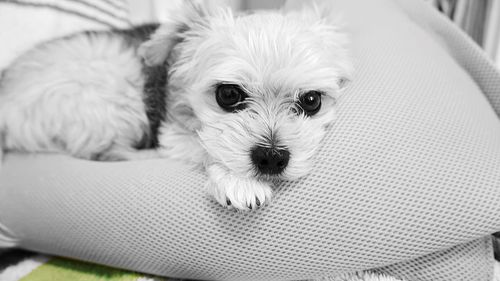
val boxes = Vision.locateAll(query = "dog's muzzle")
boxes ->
[251,146,290,175]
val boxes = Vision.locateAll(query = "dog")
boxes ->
[0,1,353,211]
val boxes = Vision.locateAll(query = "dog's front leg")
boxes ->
[206,164,273,210]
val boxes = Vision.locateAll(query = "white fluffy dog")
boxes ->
[0,1,353,210]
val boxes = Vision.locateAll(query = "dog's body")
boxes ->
[0,25,162,160]
[0,2,353,210]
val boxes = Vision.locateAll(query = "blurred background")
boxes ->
[423,0,500,67]
[131,0,500,69]
[0,0,499,69]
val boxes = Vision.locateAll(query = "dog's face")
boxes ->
[141,2,352,181]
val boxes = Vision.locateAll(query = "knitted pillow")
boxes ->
[1,0,500,280]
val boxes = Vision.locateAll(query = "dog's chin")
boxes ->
[254,173,283,183]
[250,164,313,184]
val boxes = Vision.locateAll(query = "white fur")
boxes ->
[206,163,273,210]
[0,32,149,160]
[494,261,500,281]
[0,1,353,211]
[151,2,353,209]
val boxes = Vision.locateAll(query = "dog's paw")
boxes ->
[206,165,273,211]
[208,177,273,211]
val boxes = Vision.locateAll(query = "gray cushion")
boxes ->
[1,0,500,280]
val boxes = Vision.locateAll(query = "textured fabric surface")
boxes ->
[380,237,494,281]
[1,0,500,281]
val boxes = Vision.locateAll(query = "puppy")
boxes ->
[0,1,353,210]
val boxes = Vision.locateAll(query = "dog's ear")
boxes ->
[138,0,225,66]
[288,1,354,90]
[315,4,354,90]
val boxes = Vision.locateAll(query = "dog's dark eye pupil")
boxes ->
[216,84,246,112]
[219,88,239,104]
[298,91,322,116]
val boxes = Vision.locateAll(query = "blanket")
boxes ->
[0,255,168,281]
[0,254,404,281]
[0,0,131,69]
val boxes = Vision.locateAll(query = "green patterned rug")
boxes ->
[0,252,409,281]
[0,254,180,281]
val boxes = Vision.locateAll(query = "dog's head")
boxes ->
[140,1,353,181]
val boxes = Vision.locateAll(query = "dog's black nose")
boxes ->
[251,146,290,175]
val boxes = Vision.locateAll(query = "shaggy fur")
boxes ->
[0,1,353,210]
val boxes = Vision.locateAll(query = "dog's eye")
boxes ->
[297,91,322,116]
[215,84,247,112]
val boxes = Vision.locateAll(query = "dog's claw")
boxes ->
[207,167,273,211]
[255,197,261,207]
[247,197,262,210]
